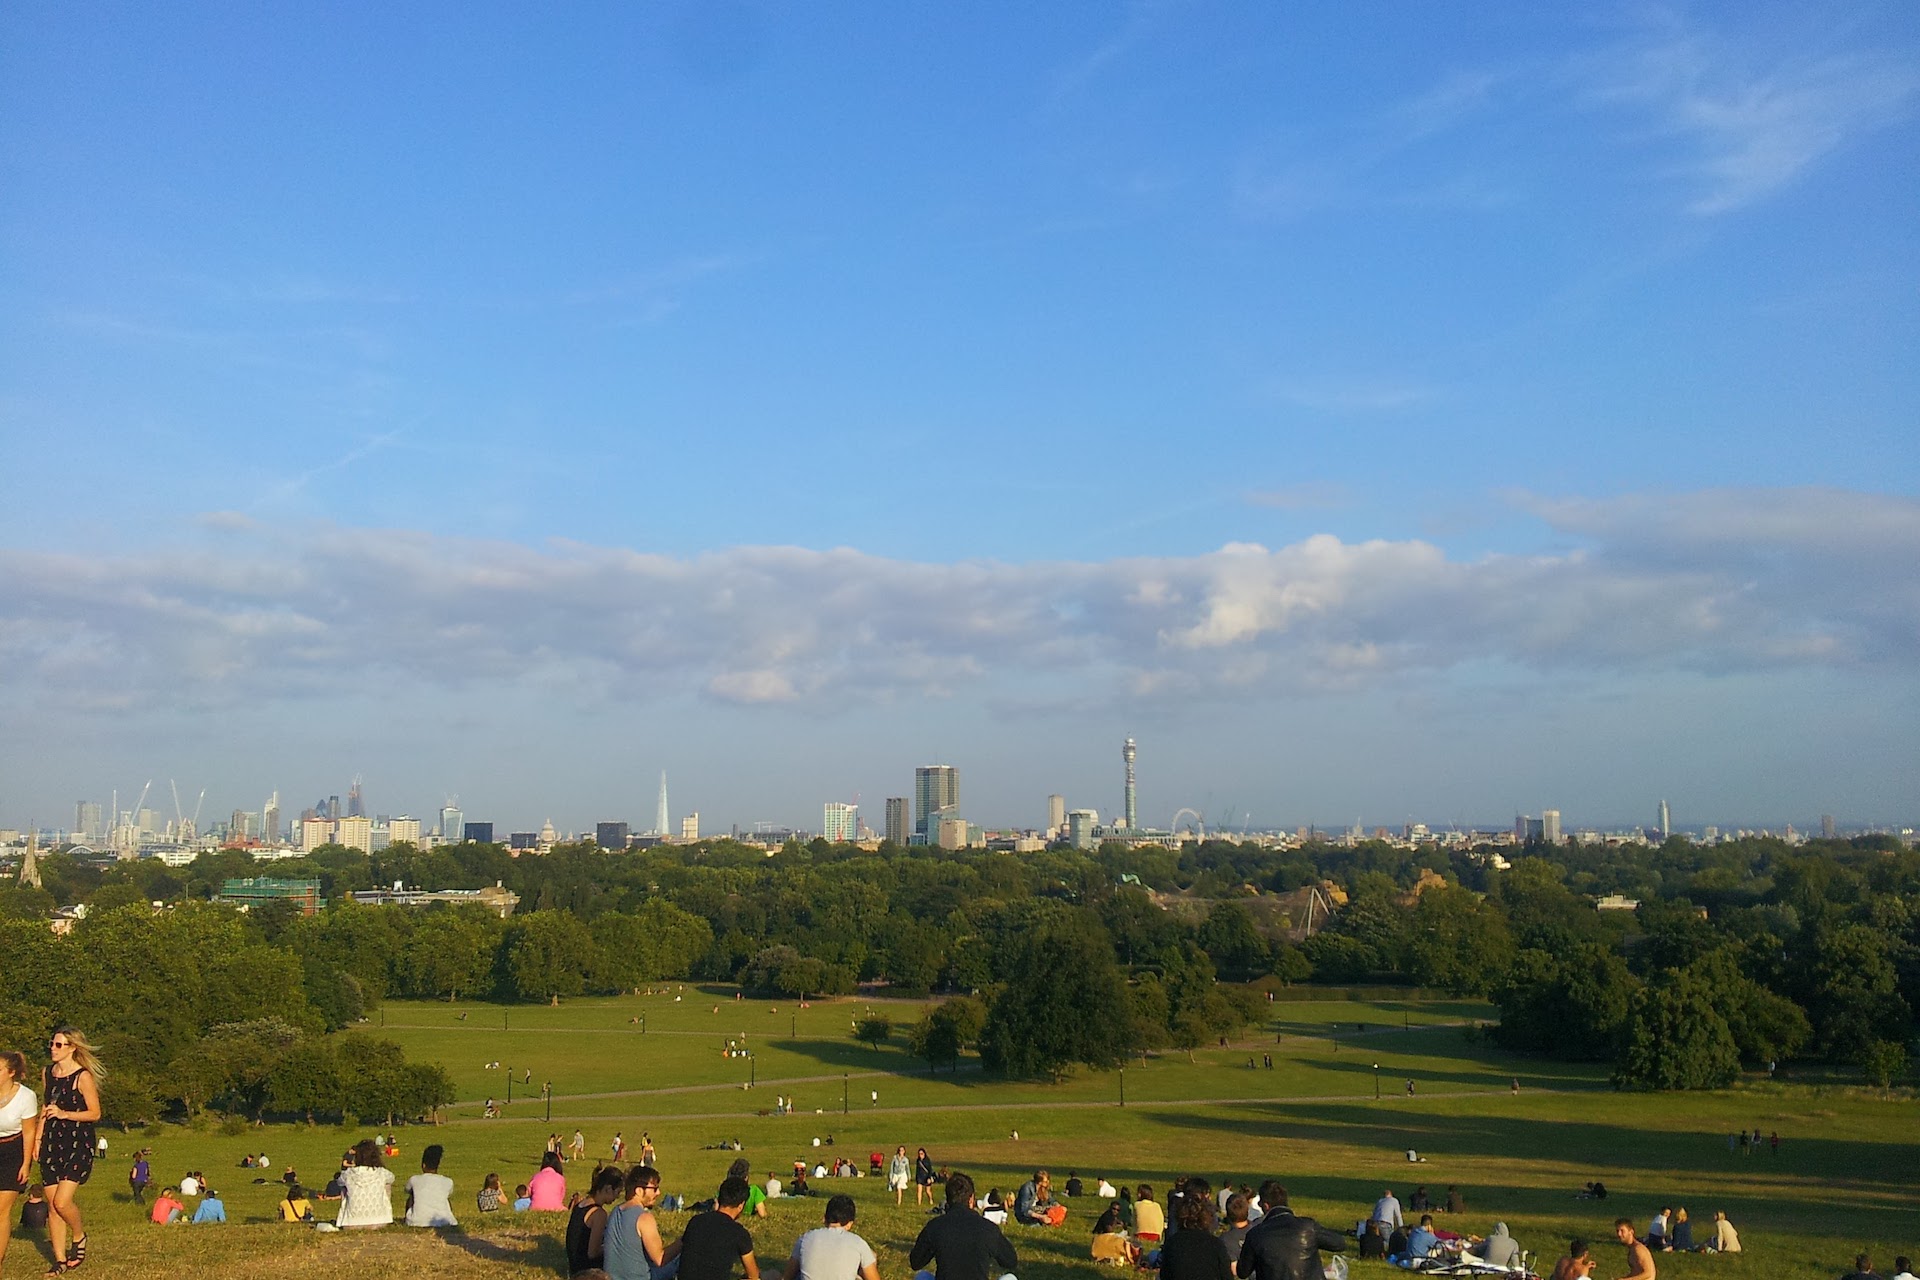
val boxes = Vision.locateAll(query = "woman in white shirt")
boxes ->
[0,1050,41,1275]
[336,1139,395,1228]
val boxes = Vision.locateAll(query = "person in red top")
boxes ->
[150,1187,186,1225]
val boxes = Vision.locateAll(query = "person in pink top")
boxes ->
[529,1153,567,1211]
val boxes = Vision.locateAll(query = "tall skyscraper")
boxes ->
[1047,794,1066,835]
[75,801,103,842]
[1821,814,1837,839]
[1122,738,1137,830]
[884,797,909,846]
[823,802,858,843]
[1658,799,1671,840]
[440,802,463,842]
[682,813,700,841]
[914,766,958,840]
[1541,809,1561,844]
[347,776,365,818]
[656,772,669,837]
[263,792,281,845]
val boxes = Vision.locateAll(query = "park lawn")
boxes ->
[9,996,1914,1280]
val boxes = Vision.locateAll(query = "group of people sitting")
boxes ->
[1087,1174,1350,1279]
[1643,1206,1740,1254]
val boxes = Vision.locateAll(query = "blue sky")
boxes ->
[2,2,1916,836]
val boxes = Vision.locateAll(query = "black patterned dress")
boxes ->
[39,1067,94,1185]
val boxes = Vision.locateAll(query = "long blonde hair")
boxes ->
[50,1025,107,1083]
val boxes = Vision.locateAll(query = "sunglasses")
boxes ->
[50,1040,70,1048]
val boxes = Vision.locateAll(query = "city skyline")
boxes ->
[1,4,1916,829]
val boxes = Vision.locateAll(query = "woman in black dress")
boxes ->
[40,1026,103,1274]
[0,1049,42,1276]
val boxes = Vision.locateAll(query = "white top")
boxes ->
[337,1165,396,1227]
[181,1175,201,1196]
[1097,1180,1117,1197]
[766,1177,782,1198]
[406,1171,458,1227]
[1371,1195,1403,1229]
[0,1084,36,1137]
[790,1225,876,1280]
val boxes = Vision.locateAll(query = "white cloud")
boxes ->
[1580,25,1919,215]
[0,489,1913,722]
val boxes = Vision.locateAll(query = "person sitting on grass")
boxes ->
[908,1171,1019,1280]
[605,1162,681,1280]
[1090,1199,1135,1266]
[727,1158,769,1219]
[1469,1222,1519,1268]
[280,1184,314,1222]
[1840,1254,1885,1280]
[531,1153,569,1211]
[783,1193,880,1280]
[1014,1170,1062,1226]
[1235,1181,1347,1280]
[478,1172,504,1213]
[980,1189,1008,1226]
[1669,1208,1693,1252]
[149,1187,185,1226]
[1218,1194,1253,1268]
[513,1184,534,1212]
[191,1186,227,1224]
[567,1167,628,1276]
[1160,1191,1233,1280]
[337,1140,395,1229]
[1550,1238,1596,1280]
[1132,1186,1165,1244]
[1403,1214,1441,1259]
[676,1176,761,1280]
[406,1143,458,1228]
[1890,1256,1916,1280]
[1613,1218,1656,1280]
[1710,1212,1740,1254]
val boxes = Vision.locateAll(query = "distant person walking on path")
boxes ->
[40,1026,104,1272]
[0,1049,42,1276]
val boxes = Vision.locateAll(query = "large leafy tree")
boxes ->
[1613,971,1741,1090]
[506,909,598,1002]
[980,911,1134,1078]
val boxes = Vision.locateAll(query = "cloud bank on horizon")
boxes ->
[5,488,1913,720]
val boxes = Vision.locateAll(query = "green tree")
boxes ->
[1613,971,1740,1090]
[267,1039,343,1124]
[980,912,1134,1078]
[1860,1039,1909,1088]
[506,910,598,1002]
[401,909,499,1001]
[1196,902,1270,983]
[855,1015,892,1050]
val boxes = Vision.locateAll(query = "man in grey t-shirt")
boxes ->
[784,1195,880,1280]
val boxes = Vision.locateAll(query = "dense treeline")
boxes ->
[1,830,1915,1093]
[0,904,455,1127]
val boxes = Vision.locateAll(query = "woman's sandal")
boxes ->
[66,1235,87,1268]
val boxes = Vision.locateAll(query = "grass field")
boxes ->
[4,990,1914,1280]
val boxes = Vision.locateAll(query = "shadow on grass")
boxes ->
[442,1225,569,1269]
[1146,1103,1912,1221]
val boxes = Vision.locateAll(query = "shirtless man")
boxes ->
[1614,1219,1656,1280]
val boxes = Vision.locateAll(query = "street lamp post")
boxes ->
[641,1012,647,1035]
[792,1013,797,1038]
[1373,1063,1380,1099]
[544,1082,552,1124]
[506,1068,513,1107]
[1119,1068,1126,1109]
[842,1073,849,1115]
[750,1053,756,1088]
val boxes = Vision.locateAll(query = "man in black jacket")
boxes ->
[1235,1182,1347,1280]
[909,1172,1019,1280]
